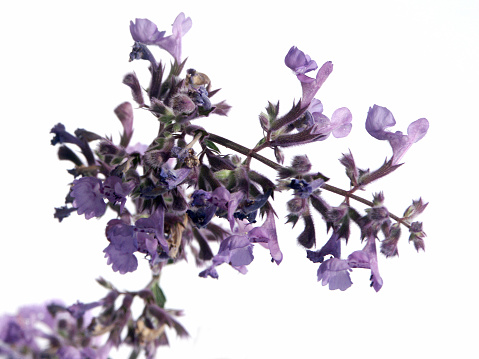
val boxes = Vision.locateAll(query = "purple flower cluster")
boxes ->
[10,11,430,358]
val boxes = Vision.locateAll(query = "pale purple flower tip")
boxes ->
[248,209,283,264]
[317,258,353,291]
[300,61,334,107]
[285,46,318,75]
[365,105,429,165]
[156,12,192,62]
[330,107,353,138]
[313,106,353,139]
[130,18,166,45]
[71,177,106,219]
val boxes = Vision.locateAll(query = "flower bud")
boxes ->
[170,93,196,114]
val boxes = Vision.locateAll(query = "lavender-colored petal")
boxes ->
[71,177,106,219]
[227,191,245,230]
[248,210,283,264]
[308,98,324,114]
[390,118,429,164]
[330,107,353,138]
[156,12,192,62]
[284,46,318,75]
[407,118,429,143]
[365,105,396,140]
[317,258,352,291]
[211,186,230,210]
[300,61,333,106]
[129,18,165,45]
[104,221,138,274]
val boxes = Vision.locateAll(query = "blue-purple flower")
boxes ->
[71,177,106,219]
[285,46,318,75]
[365,105,429,165]
[199,234,254,278]
[103,220,139,274]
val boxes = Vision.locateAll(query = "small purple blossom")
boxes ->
[316,257,353,291]
[285,46,318,75]
[284,47,334,108]
[71,177,106,219]
[130,18,166,45]
[104,220,138,274]
[199,235,254,278]
[348,234,383,292]
[365,105,429,165]
[130,13,192,63]
[288,178,324,198]
[247,209,283,264]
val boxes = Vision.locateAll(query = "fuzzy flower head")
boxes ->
[365,105,429,165]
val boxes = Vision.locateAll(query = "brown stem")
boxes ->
[207,132,409,228]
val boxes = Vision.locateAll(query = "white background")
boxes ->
[1,0,478,358]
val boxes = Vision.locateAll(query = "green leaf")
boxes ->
[152,282,167,308]
[205,140,220,153]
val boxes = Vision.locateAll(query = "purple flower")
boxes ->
[157,12,192,62]
[288,178,324,198]
[199,235,254,278]
[365,105,429,165]
[102,176,134,213]
[71,177,106,219]
[187,189,218,228]
[131,13,192,63]
[129,18,166,45]
[285,46,318,75]
[67,300,102,319]
[307,231,341,263]
[316,257,353,291]
[284,46,333,108]
[348,234,383,292]
[103,220,138,274]
[247,209,283,264]
[315,106,353,139]
[135,206,169,260]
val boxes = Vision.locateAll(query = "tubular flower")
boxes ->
[285,46,334,108]
[365,105,429,165]
[130,13,192,63]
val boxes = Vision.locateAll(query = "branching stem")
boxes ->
[207,132,410,229]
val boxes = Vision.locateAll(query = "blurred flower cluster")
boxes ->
[1,13,429,358]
